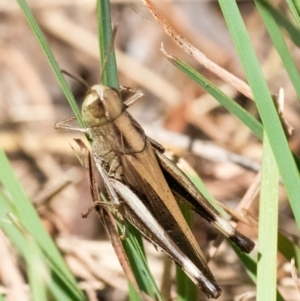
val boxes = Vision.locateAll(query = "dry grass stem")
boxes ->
[142,0,253,100]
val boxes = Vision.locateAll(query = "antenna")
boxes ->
[61,70,90,90]
[99,25,118,84]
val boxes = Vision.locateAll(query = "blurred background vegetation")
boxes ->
[1,0,300,300]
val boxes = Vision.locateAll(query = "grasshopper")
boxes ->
[55,84,255,299]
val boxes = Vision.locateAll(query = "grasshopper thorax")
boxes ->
[82,85,124,127]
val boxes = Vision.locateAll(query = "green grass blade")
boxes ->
[0,150,86,301]
[176,204,197,301]
[176,268,197,301]
[122,224,163,301]
[97,0,118,88]
[48,273,82,301]
[255,0,300,99]
[257,0,300,47]
[0,211,47,301]
[257,133,279,301]
[286,0,300,27]
[0,196,79,301]
[128,282,142,301]
[219,0,300,231]
[24,239,48,301]
[231,243,285,301]
[15,0,84,126]
[278,232,300,270]
[164,54,263,139]
[182,166,226,215]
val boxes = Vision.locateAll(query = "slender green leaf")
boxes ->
[219,0,300,231]
[231,243,285,301]
[122,223,163,301]
[0,151,85,301]
[128,282,142,301]
[278,232,300,272]
[257,133,279,301]
[48,273,82,301]
[164,55,263,139]
[24,239,48,301]
[255,0,300,99]
[97,0,118,88]
[176,204,197,301]
[285,0,300,28]
[257,0,300,47]
[183,166,226,216]
[15,0,84,126]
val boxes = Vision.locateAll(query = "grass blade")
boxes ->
[97,0,118,88]
[23,238,48,301]
[257,133,279,301]
[278,232,300,269]
[257,0,300,47]
[176,203,197,301]
[15,0,83,126]
[162,51,263,139]
[255,0,300,99]
[122,224,163,301]
[231,243,285,301]
[286,0,300,28]
[0,150,86,301]
[219,0,300,231]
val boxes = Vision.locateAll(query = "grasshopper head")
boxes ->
[82,85,123,127]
